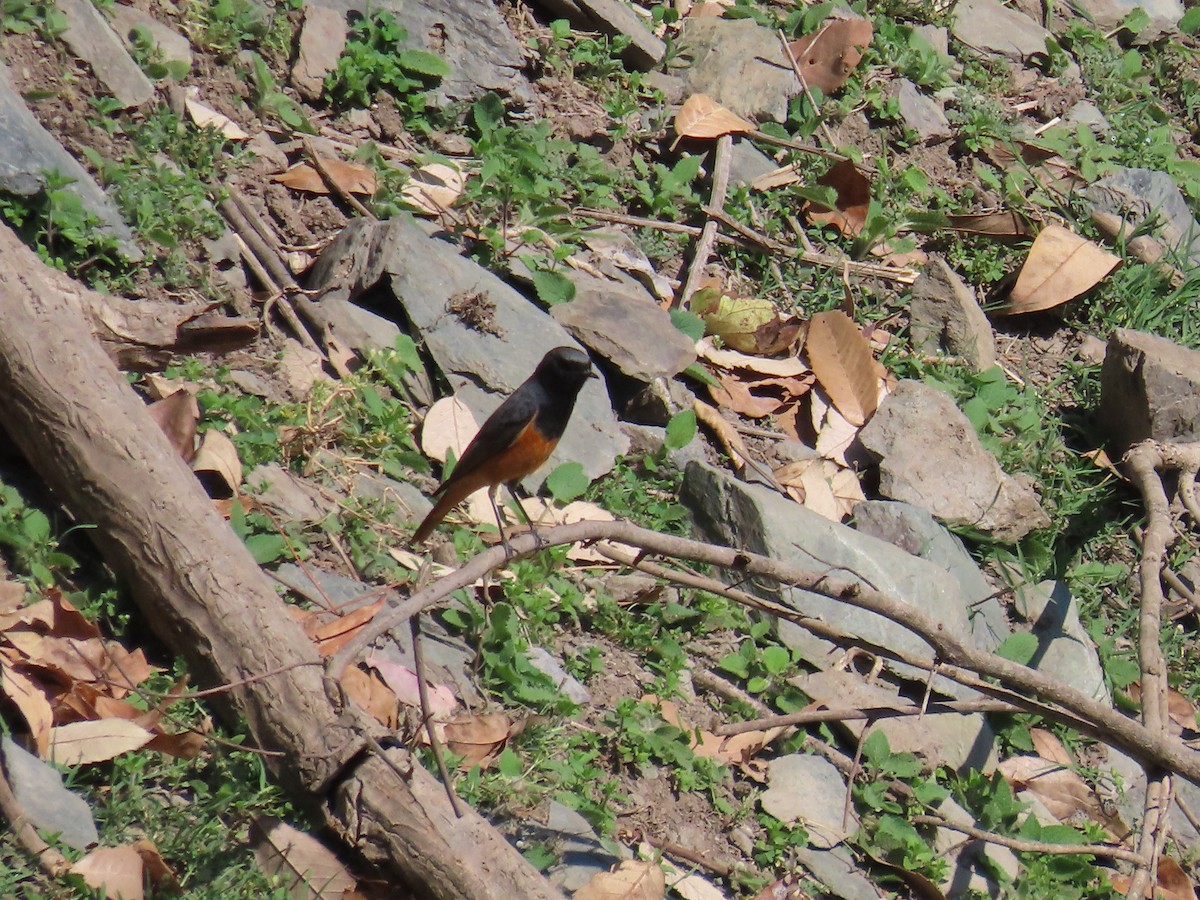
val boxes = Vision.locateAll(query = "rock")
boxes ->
[528,0,664,70]
[245,464,330,524]
[550,279,695,382]
[858,381,1050,542]
[1085,167,1200,269]
[1,736,98,851]
[1013,581,1110,704]
[1100,328,1200,456]
[796,670,997,773]
[314,0,530,104]
[291,5,347,101]
[951,0,1079,78]
[1063,100,1109,135]
[792,844,880,900]
[346,468,433,525]
[578,230,673,303]
[0,63,142,260]
[1069,0,1183,41]
[106,5,193,71]
[761,754,856,847]
[728,137,779,188]
[681,461,987,697]
[675,18,800,123]
[307,218,628,488]
[853,500,1009,651]
[58,0,155,107]
[934,795,1019,896]
[535,801,629,892]
[525,647,591,705]
[895,79,952,143]
[909,256,996,371]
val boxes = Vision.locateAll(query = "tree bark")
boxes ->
[0,225,562,900]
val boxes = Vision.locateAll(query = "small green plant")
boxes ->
[0,171,126,280]
[189,0,270,57]
[0,482,79,586]
[248,51,314,133]
[127,23,190,81]
[1,0,65,36]
[324,10,449,124]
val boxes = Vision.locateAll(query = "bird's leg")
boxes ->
[486,485,515,559]
[507,482,545,549]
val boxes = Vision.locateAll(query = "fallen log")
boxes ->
[0,224,562,900]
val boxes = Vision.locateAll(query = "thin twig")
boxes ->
[675,134,733,308]
[909,815,1145,864]
[411,616,465,817]
[302,137,376,221]
[715,698,1022,735]
[623,829,744,879]
[778,28,838,148]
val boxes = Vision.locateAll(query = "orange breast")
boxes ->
[475,419,559,486]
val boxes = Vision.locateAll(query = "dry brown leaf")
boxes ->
[775,458,862,521]
[402,162,465,216]
[145,729,207,759]
[709,374,786,418]
[192,429,242,498]
[49,588,102,640]
[365,654,457,717]
[805,311,880,426]
[805,159,871,236]
[1111,856,1198,900]
[786,18,873,94]
[274,158,377,196]
[72,845,146,900]
[1126,681,1198,733]
[1006,225,1120,314]
[146,389,200,464]
[695,338,809,378]
[341,665,400,729]
[1029,728,1073,766]
[251,815,358,899]
[131,838,181,893]
[48,718,155,766]
[997,754,1127,838]
[0,659,53,757]
[304,598,386,657]
[421,395,479,464]
[750,165,802,192]
[945,211,1033,238]
[674,94,753,139]
[0,580,25,615]
[694,399,749,470]
[436,713,511,769]
[575,859,666,900]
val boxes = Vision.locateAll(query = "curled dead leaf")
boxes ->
[274,158,377,196]
[1006,225,1120,315]
[804,159,871,236]
[674,94,753,140]
[786,17,874,94]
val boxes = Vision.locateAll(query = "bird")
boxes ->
[411,346,597,550]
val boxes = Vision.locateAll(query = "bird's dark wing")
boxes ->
[438,383,543,492]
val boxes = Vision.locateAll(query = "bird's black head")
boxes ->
[535,346,596,392]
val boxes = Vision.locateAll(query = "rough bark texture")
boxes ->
[0,225,562,900]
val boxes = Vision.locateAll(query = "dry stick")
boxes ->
[909,816,1146,865]
[302,137,376,221]
[1126,442,1182,899]
[675,134,733,308]
[778,28,839,148]
[411,616,465,818]
[217,197,321,354]
[718,699,1023,734]
[327,521,1200,788]
[593,543,1098,738]
[625,830,743,879]
[575,206,918,285]
[0,756,70,878]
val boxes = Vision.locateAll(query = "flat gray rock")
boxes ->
[538,800,629,891]
[681,461,986,697]
[529,0,664,70]
[895,79,952,143]
[909,255,995,371]
[1070,0,1183,41]
[675,18,800,123]
[58,0,154,107]
[2,736,98,850]
[311,0,530,104]
[1100,328,1200,456]
[951,0,1079,78]
[246,463,330,524]
[859,380,1050,542]
[852,500,1009,651]
[551,278,694,382]
[792,843,881,900]
[1085,167,1200,269]
[935,795,1019,896]
[106,5,193,70]
[0,63,141,260]
[1013,580,1109,704]
[291,5,347,101]
[307,218,627,488]
[761,753,855,847]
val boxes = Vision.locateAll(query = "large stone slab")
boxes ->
[58,0,154,107]
[0,63,141,260]
[675,18,800,123]
[1100,328,1200,456]
[310,0,530,104]
[951,0,1077,77]
[1014,580,1109,704]
[859,380,1050,542]
[307,218,627,487]
[909,255,995,371]
[681,461,990,697]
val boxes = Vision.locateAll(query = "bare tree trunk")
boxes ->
[0,225,562,900]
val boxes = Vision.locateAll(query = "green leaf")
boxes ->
[995,631,1038,666]
[669,308,705,341]
[664,410,696,452]
[682,362,718,388]
[1105,654,1140,690]
[1181,6,1200,33]
[395,49,450,78]
[497,747,522,777]
[746,676,768,693]
[473,92,505,138]
[761,645,790,675]
[244,533,290,565]
[530,268,575,306]
[392,333,422,371]
[717,651,749,679]
[546,462,589,503]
